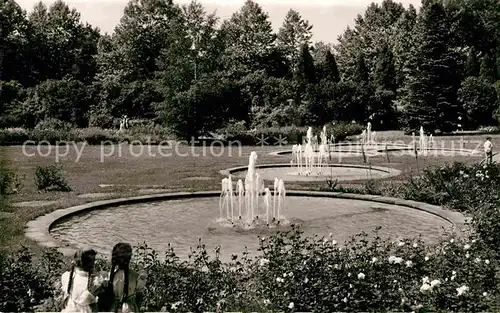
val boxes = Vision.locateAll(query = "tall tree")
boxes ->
[402,2,461,133]
[182,0,221,79]
[371,44,397,129]
[221,0,276,75]
[373,44,396,92]
[26,1,100,84]
[392,4,417,89]
[335,0,406,80]
[0,0,27,84]
[296,44,316,84]
[111,0,184,80]
[276,9,313,71]
[323,51,340,83]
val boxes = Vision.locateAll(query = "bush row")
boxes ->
[0,123,364,146]
[0,127,174,146]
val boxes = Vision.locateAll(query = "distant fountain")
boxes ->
[318,126,329,173]
[291,126,330,176]
[304,142,315,174]
[367,122,372,144]
[306,127,313,144]
[361,122,376,146]
[419,126,429,154]
[219,152,286,228]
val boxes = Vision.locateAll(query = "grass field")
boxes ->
[1,131,498,254]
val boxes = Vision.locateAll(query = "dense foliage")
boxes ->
[1,0,499,138]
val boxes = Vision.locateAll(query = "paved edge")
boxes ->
[25,191,466,257]
[219,163,402,179]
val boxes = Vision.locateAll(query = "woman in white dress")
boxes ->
[60,249,98,313]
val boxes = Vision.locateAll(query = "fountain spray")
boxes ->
[237,179,244,219]
[228,175,234,222]
[264,188,270,225]
[273,177,278,220]
[277,179,285,220]
[220,178,227,218]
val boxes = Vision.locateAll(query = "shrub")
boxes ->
[325,122,365,142]
[0,247,63,312]
[34,118,73,131]
[391,162,500,213]
[34,165,71,192]
[0,128,31,145]
[0,158,23,197]
[30,129,80,144]
[76,127,118,145]
[88,113,115,129]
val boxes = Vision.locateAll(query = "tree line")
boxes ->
[1,0,499,138]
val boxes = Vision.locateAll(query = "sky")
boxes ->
[16,0,422,44]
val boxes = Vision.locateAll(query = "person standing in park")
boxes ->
[484,137,493,164]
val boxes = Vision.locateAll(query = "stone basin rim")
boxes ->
[25,191,466,257]
[270,147,482,156]
[220,163,402,177]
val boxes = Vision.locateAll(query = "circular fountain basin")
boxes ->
[35,192,465,263]
[271,142,483,158]
[221,164,401,182]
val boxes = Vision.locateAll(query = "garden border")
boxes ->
[25,191,466,257]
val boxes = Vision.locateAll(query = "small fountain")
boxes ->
[219,152,287,228]
[417,126,434,155]
[291,126,330,176]
[367,122,373,144]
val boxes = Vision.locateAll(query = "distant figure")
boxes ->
[61,249,98,313]
[484,137,493,164]
[99,243,147,313]
[119,115,129,131]
[123,115,129,129]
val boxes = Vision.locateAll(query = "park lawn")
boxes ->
[0,131,496,254]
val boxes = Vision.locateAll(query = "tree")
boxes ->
[296,44,316,84]
[25,1,100,83]
[458,76,498,128]
[373,44,396,92]
[322,51,340,83]
[276,9,313,71]
[111,0,184,80]
[402,2,461,133]
[22,78,91,127]
[221,0,276,75]
[371,44,397,129]
[392,5,417,95]
[182,1,221,79]
[335,0,406,80]
[0,0,28,84]
[156,75,244,139]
